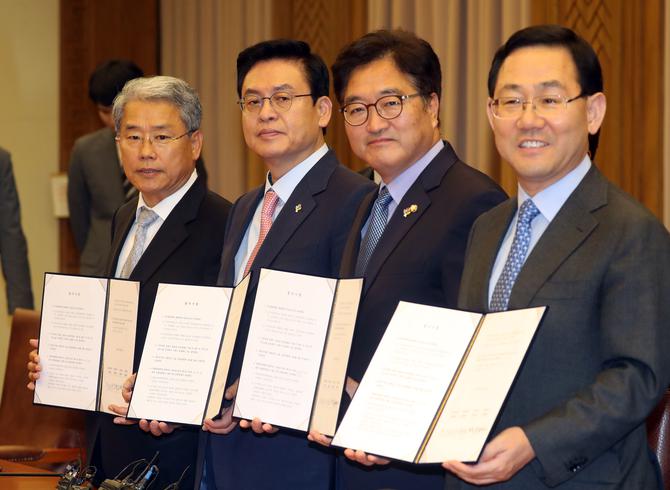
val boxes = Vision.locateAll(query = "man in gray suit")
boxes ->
[67,60,143,275]
[443,25,670,489]
[0,147,33,312]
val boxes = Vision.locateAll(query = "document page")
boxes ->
[310,278,363,436]
[128,284,232,425]
[204,274,250,421]
[234,269,337,431]
[420,306,545,462]
[98,279,139,415]
[34,274,107,410]
[332,302,481,462]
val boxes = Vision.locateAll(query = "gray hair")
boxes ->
[112,75,202,132]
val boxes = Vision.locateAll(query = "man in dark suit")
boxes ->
[442,25,670,489]
[67,60,143,275]
[0,147,33,313]
[29,75,230,489]
[313,30,506,490]
[197,40,374,490]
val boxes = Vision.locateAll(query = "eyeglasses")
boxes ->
[115,131,192,148]
[238,92,313,113]
[340,93,422,126]
[489,94,585,119]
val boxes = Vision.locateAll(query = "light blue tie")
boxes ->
[489,199,540,312]
[120,207,160,278]
[355,187,393,275]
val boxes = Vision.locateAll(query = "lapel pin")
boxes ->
[295,203,302,213]
[403,204,418,218]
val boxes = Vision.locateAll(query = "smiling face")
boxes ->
[342,56,440,184]
[487,46,606,195]
[117,100,202,207]
[240,58,331,180]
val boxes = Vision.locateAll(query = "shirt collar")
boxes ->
[137,169,198,220]
[264,144,328,203]
[382,140,444,205]
[517,154,591,221]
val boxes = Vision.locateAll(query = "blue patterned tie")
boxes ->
[355,187,393,275]
[489,199,540,312]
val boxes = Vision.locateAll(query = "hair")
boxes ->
[112,76,202,133]
[488,24,604,158]
[88,60,144,107]
[331,29,442,106]
[236,39,329,102]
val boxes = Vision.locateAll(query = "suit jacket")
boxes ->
[201,150,374,490]
[67,127,126,276]
[87,175,230,490]
[0,147,33,313]
[338,142,506,490]
[449,165,670,489]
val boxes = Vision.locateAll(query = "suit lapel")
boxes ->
[217,188,263,285]
[129,177,206,283]
[107,200,138,275]
[361,144,457,295]
[508,166,607,309]
[251,151,337,269]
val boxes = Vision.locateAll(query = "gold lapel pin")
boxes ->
[295,203,302,213]
[403,204,418,218]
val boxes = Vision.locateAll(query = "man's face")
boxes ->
[117,100,202,207]
[342,56,440,183]
[240,59,331,177]
[487,46,606,195]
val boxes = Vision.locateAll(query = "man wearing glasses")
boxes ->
[197,39,373,490]
[317,29,506,490]
[442,25,670,489]
[28,76,231,488]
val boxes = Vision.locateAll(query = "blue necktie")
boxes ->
[355,187,393,275]
[120,207,160,278]
[489,199,540,312]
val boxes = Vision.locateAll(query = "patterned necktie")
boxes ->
[489,199,540,312]
[243,189,279,276]
[120,207,160,278]
[355,186,393,276]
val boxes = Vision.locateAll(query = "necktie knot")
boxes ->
[517,199,540,226]
[119,206,159,279]
[355,186,393,275]
[376,186,393,209]
[243,189,280,276]
[136,207,159,229]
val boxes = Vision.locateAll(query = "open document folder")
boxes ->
[34,273,139,414]
[331,302,546,463]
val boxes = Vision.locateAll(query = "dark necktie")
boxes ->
[355,187,393,276]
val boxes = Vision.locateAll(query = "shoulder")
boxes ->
[200,189,233,218]
[329,164,376,194]
[0,147,9,163]
[74,127,113,148]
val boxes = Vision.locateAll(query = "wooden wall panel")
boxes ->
[59,0,160,273]
[531,0,665,219]
[273,0,368,172]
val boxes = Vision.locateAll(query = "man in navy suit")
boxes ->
[310,29,506,490]
[196,40,373,490]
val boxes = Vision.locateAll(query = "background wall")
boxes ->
[0,0,59,398]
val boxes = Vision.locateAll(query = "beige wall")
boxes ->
[0,0,59,397]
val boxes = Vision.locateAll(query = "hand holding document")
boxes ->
[331,302,545,464]
[34,273,139,414]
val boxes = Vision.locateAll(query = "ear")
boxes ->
[485,98,496,131]
[316,96,333,128]
[426,93,439,128]
[586,92,606,135]
[189,130,204,159]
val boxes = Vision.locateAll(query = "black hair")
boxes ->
[88,60,144,107]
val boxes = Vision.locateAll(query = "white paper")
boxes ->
[128,284,232,425]
[98,279,139,414]
[34,274,108,410]
[420,307,545,462]
[332,302,481,462]
[310,278,363,436]
[234,269,337,431]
